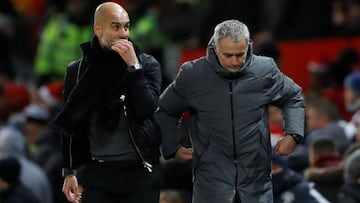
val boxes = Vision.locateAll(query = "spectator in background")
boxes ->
[307,138,343,170]
[0,83,30,125]
[0,155,39,203]
[334,48,358,73]
[35,80,64,116]
[272,157,329,203]
[0,2,18,84]
[34,0,103,85]
[344,72,360,125]
[343,116,360,157]
[306,56,330,96]
[338,149,360,203]
[0,124,53,203]
[344,0,360,36]
[22,104,50,157]
[21,103,64,203]
[129,0,169,59]
[332,0,360,37]
[322,48,358,121]
[304,137,343,203]
[271,133,329,203]
[305,97,353,154]
[128,0,170,90]
[0,83,53,203]
[287,96,352,175]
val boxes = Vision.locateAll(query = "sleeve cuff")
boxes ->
[62,168,77,177]
[128,62,142,71]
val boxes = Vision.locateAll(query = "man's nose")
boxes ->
[116,28,128,38]
[231,56,241,65]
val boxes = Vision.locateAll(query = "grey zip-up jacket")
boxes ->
[157,40,305,203]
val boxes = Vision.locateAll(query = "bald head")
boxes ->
[94,2,128,26]
[92,2,131,49]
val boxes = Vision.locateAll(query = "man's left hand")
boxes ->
[111,39,138,66]
[273,135,297,155]
[175,147,193,162]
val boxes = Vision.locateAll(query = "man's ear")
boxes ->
[212,43,217,52]
[93,24,101,37]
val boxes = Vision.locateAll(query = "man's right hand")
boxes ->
[175,147,193,161]
[62,176,81,203]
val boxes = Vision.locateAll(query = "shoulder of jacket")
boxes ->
[252,55,276,66]
[139,53,158,64]
[139,53,161,70]
[176,58,209,83]
[67,59,81,69]
[181,57,207,71]
[65,59,86,82]
[250,55,279,75]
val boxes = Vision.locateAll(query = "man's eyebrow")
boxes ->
[224,52,245,56]
[110,21,130,26]
[110,22,120,26]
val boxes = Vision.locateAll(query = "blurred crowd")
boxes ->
[1,0,360,203]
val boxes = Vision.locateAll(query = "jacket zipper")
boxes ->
[228,80,237,166]
[120,94,153,172]
[228,80,239,197]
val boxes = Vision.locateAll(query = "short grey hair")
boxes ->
[213,20,250,47]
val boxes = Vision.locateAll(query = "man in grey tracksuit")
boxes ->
[156,20,305,203]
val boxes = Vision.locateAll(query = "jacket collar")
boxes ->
[205,37,253,79]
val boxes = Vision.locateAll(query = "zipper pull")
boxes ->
[143,161,153,173]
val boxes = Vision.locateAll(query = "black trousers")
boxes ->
[79,160,161,203]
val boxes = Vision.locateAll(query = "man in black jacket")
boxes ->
[52,2,162,203]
